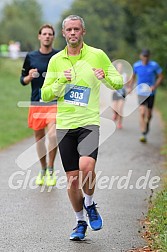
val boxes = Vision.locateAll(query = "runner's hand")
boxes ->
[64,69,72,81]
[92,68,105,80]
[150,86,156,92]
[29,68,38,80]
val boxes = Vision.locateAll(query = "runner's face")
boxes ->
[140,54,150,64]
[62,20,85,47]
[38,28,54,48]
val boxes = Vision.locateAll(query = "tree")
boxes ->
[0,0,43,50]
[135,1,167,69]
[55,0,127,59]
[56,0,167,73]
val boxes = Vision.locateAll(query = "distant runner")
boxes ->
[129,49,163,142]
[112,62,129,129]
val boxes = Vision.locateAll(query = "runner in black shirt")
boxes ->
[20,24,59,186]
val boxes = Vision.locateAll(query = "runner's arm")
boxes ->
[127,73,136,92]
[151,72,163,92]
[41,57,67,102]
[98,51,123,90]
[20,54,32,85]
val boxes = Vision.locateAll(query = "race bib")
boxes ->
[64,84,91,106]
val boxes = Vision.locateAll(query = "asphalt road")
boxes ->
[0,92,163,252]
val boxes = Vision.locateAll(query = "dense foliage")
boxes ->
[56,0,167,72]
[0,0,43,50]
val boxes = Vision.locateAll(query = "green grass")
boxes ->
[148,190,167,251]
[155,87,167,139]
[0,58,32,149]
[146,87,167,251]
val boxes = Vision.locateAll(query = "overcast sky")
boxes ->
[0,0,73,24]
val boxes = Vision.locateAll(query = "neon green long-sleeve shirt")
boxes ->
[41,43,123,129]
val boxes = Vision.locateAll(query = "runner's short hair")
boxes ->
[62,15,85,29]
[38,24,55,36]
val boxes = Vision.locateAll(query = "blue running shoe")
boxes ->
[70,221,87,241]
[84,201,103,231]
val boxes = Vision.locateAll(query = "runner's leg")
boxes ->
[34,128,48,185]
[79,156,96,197]
[112,100,118,121]
[67,170,84,212]
[57,129,84,212]
[47,121,57,170]
[117,99,124,128]
[139,104,147,133]
[145,96,155,134]
[139,105,147,142]
[34,128,47,170]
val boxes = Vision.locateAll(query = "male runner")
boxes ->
[20,24,59,186]
[130,49,163,142]
[42,15,123,240]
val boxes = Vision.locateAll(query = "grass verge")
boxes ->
[0,58,32,149]
[145,87,167,251]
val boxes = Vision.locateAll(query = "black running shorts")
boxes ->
[57,125,99,172]
[138,95,155,109]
